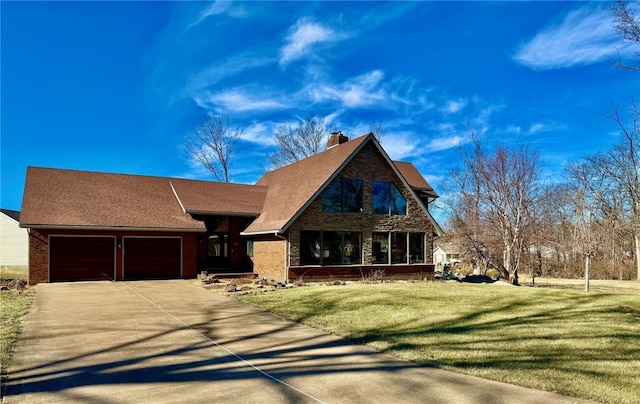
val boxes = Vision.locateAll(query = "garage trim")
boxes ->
[48,234,116,282]
[122,236,183,280]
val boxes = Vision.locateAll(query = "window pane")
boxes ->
[409,233,424,263]
[323,180,342,212]
[323,231,343,265]
[343,178,363,213]
[372,182,390,214]
[246,240,254,258]
[390,184,407,215]
[343,232,361,264]
[372,232,389,264]
[300,231,322,265]
[391,232,407,264]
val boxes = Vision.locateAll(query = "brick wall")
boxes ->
[290,142,435,269]
[28,229,49,283]
[253,240,286,281]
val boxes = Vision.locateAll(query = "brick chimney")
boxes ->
[327,131,349,148]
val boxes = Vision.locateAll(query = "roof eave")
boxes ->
[19,224,207,232]
[187,210,261,217]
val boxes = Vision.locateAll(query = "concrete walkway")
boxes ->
[4,281,591,404]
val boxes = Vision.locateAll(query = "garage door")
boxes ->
[50,236,115,282]
[123,237,181,280]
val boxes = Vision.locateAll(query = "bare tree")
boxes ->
[446,131,545,284]
[368,120,385,144]
[611,0,640,70]
[267,115,330,169]
[185,114,240,182]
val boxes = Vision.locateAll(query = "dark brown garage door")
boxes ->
[50,236,115,282]
[123,238,181,280]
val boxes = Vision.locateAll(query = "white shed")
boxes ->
[0,209,29,277]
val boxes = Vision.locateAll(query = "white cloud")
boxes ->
[528,122,546,134]
[280,17,345,65]
[427,135,466,152]
[239,122,276,146]
[307,70,387,108]
[513,6,634,70]
[187,1,247,29]
[442,98,468,114]
[193,88,287,113]
[383,133,417,160]
[182,53,275,97]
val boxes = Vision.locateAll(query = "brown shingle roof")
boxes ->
[170,178,267,216]
[242,134,371,235]
[393,161,439,198]
[20,167,205,231]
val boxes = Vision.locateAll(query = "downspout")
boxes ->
[274,232,289,282]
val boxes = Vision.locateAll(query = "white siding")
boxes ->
[0,213,29,267]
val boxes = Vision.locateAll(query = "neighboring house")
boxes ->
[433,242,464,267]
[0,209,29,276]
[20,133,443,283]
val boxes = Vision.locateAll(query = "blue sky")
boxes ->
[2,1,638,216]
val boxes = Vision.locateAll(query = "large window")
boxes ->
[391,232,407,264]
[323,178,363,213]
[409,233,425,263]
[372,232,425,264]
[372,232,389,264]
[300,230,361,265]
[372,182,407,215]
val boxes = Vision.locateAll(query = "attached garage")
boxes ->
[123,237,182,280]
[50,236,115,282]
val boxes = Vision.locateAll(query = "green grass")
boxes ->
[0,267,28,281]
[1,292,34,397]
[238,282,640,403]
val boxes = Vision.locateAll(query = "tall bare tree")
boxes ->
[267,115,329,169]
[185,114,240,182]
[368,120,386,144]
[446,132,545,284]
[611,0,640,70]
[610,1,640,280]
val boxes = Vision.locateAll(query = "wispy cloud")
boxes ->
[187,1,248,30]
[239,121,276,146]
[513,6,632,70]
[181,53,275,96]
[383,133,417,160]
[442,98,468,114]
[280,17,346,66]
[427,135,467,152]
[193,87,287,113]
[307,70,387,108]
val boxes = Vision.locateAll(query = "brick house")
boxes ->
[20,133,443,283]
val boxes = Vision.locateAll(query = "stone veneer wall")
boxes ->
[253,240,287,281]
[289,142,435,267]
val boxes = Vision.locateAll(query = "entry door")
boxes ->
[207,233,230,269]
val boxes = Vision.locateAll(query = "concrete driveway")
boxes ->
[4,281,591,404]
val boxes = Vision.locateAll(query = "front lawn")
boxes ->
[1,291,34,398]
[238,281,640,403]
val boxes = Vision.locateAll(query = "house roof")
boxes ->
[393,161,439,198]
[170,178,267,216]
[20,135,443,236]
[242,134,371,235]
[1,209,20,222]
[20,167,206,231]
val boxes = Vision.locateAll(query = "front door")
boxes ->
[207,233,230,269]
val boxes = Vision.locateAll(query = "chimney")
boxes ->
[327,131,349,148]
